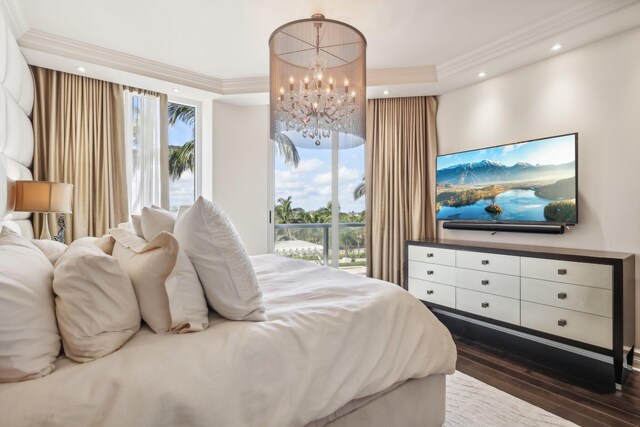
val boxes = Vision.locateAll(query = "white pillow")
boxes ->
[110,228,208,333]
[141,206,175,241]
[93,234,115,255]
[0,228,61,382]
[30,239,68,265]
[173,196,266,321]
[131,214,144,237]
[53,239,140,362]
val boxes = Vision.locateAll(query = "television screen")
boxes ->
[436,133,577,224]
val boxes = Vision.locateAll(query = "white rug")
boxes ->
[445,371,578,427]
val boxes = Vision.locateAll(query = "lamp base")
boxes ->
[40,214,52,240]
[54,214,66,243]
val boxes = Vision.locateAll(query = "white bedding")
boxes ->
[0,255,456,427]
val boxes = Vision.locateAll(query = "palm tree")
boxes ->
[274,133,301,168]
[168,103,195,127]
[275,196,305,240]
[354,176,365,201]
[168,103,196,180]
[169,141,195,181]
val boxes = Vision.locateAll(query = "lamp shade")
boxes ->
[269,14,366,149]
[14,181,73,213]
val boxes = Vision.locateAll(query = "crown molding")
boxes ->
[368,66,437,86]
[0,0,29,37]
[19,29,439,94]
[437,0,640,80]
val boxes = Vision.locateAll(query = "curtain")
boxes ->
[31,66,129,243]
[123,88,169,214]
[365,96,438,285]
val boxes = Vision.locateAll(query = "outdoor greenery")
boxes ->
[274,196,366,258]
[168,103,196,181]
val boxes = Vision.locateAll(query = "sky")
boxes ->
[168,111,195,212]
[437,134,576,170]
[169,109,366,213]
[275,143,365,213]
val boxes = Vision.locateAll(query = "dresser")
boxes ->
[405,239,635,391]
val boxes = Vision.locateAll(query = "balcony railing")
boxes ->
[274,222,365,269]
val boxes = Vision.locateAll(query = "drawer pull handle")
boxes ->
[558,269,567,275]
[426,270,434,275]
[481,302,490,308]
[558,319,567,327]
[426,290,434,295]
[481,260,490,265]
[481,280,489,285]
[426,253,434,258]
[557,292,567,299]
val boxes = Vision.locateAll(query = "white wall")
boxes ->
[437,28,640,346]
[211,101,270,255]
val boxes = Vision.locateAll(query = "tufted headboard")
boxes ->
[0,8,35,238]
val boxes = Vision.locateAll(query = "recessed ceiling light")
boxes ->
[383,90,390,95]
[551,43,563,51]
[76,66,86,73]
[477,71,487,78]
[172,88,181,93]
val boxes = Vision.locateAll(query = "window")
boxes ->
[168,102,196,212]
[273,138,366,273]
[124,90,198,215]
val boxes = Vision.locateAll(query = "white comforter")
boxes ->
[0,255,456,427]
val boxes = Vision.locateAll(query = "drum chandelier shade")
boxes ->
[269,14,366,149]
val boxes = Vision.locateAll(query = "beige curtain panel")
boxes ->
[31,66,129,243]
[365,96,438,285]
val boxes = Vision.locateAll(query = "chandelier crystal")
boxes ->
[269,14,366,149]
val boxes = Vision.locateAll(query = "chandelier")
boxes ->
[269,14,366,149]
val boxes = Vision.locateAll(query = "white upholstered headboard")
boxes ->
[0,8,35,238]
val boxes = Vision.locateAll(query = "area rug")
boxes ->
[445,371,578,427]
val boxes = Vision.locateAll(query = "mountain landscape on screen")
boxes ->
[436,135,577,223]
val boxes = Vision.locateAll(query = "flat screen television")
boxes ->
[436,133,578,225]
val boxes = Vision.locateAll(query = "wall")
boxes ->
[211,102,270,255]
[437,28,640,347]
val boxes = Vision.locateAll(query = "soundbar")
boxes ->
[442,221,565,234]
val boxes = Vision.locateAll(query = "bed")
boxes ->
[0,254,455,426]
[0,9,456,427]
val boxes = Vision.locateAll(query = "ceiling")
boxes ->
[2,0,640,103]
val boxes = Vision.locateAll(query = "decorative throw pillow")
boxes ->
[173,196,266,321]
[141,206,175,241]
[30,238,68,265]
[53,239,140,362]
[93,234,115,255]
[131,214,144,238]
[110,228,208,333]
[0,227,61,382]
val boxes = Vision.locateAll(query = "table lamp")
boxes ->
[13,181,73,240]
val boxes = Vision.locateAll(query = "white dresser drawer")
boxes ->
[456,251,520,276]
[521,278,612,318]
[521,301,612,349]
[408,278,456,308]
[408,261,455,286]
[455,268,520,299]
[456,288,520,325]
[521,257,612,289]
[407,245,456,266]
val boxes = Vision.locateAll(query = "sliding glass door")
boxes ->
[272,136,365,273]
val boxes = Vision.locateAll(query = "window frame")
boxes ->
[167,97,203,205]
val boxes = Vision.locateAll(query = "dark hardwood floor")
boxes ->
[454,335,640,427]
